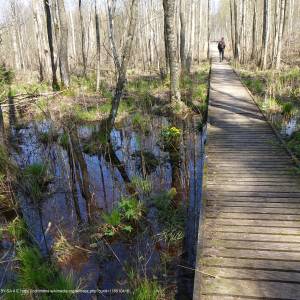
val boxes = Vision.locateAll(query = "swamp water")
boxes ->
[7,115,205,299]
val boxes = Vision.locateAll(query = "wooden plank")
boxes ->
[205,240,300,252]
[201,256,300,271]
[206,212,300,221]
[206,206,300,214]
[202,247,300,261]
[203,266,300,283]
[205,218,300,227]
[206,201,300,208]
[205,225,300,234]
[204,232,300,243]
[201,278,300,299]
[206,197,300,203]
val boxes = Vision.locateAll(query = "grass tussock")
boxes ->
[6,247,75,300]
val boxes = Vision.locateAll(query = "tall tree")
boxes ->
[163,0,181,102]
[32,0,45,82]
[179,0,186,73]
[229,0,235,58]
[260,0,271,69]
[206,0,210,59]
[106,0,138,129]
[43,0,59,90]
[250,0,257,60]
[79,0,87,77]
[95,0,101,91]
[57,0,70,87]
[275,0,286,69]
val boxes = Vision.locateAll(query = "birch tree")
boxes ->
[79,0,87,77]
[275,0,286,69]
[95,0,101,91]
[163,0,181,102]
[106,0,139,130]
[57,0,70,87]
[260,0,271,69]
[43,0,59,90]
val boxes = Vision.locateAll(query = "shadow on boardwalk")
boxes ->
[193,45,300,300]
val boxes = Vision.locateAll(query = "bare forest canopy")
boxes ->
[0,0,299,89]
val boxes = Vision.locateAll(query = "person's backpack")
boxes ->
[218,41,225,50]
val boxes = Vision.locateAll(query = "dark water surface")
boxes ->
[9,115,204,299]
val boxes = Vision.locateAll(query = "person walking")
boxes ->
[218,38,226,62]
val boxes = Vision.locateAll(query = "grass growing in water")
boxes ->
[130,279,165,300]
[22,163,51,201]
[6,247,74,300]
[6,217,27,241]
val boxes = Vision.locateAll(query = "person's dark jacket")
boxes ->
[218,41,226,51]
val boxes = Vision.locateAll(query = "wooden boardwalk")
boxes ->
[194,48,300,299]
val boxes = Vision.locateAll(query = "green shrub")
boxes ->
[118,197,143,222]
[160,126,181,147]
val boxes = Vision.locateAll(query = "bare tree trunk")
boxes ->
[240,0,246,63]
[32,0,45,82]
[79,0,87,77]
[95,0,101,91]
[69,11,77,63]
[163,0,181,102]
[43,0,59,90]
[207,0,210,59]
[57,0,70,87]
[276,0,286,69]
[260,0,270,69]
[250,0,257,60]
[179,0,186,73]
[187,0,195,72]
[107,0,138,130]
[233,0,240,60]
[230,0,235,58]
[272,0,280,67]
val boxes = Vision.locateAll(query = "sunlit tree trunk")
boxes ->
[57,0,70,87]
[69,11,77,62]
[79,0,87,77]
[107,0,138,129]
[233,0,240,60]
[230,0,235,58]
[276,0,286,69]
[207,0,210,59]
[260,0,270,69]
[250,0,257,60]
[179,0,186,73]
[43,0,59,90]
[95,0,101,91]
[32,0,45,82]
[163,0,181,102]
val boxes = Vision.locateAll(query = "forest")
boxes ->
[0,0,299,299]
